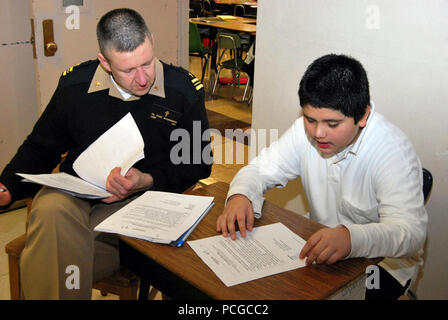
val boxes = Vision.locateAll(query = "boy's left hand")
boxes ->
[299,226,351,266]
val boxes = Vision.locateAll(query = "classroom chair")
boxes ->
[212,32,251,101]
[5,196,140,300]
[189,22,212,84]
[404,167,433,300]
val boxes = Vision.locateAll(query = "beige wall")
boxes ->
[253,0,448,299]
[0,0,38,170]
[31,0,188,113]
[1,0,188,169]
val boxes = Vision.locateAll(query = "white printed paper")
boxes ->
[73,113,145,189]
[94,191,214,244]
[17,113,144,199]
[17,172,112,199]
[188,223,307,287]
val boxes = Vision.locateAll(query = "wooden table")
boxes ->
[190,16,256,34]
[119,182,381,300]
[214,0,258,6]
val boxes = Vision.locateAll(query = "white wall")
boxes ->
[253,0,448,299]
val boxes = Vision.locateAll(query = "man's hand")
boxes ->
[216,194,254,240]
[299,226,351,266]
[0,183,12,207]
[102,167,153,204]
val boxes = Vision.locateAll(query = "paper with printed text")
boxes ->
[17,113,144,199]
[94,191,214,245]
[188,223,307,287]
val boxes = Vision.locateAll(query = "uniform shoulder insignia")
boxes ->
[188,72,204,91]
[169,64,204,90]
[58,60,99,88]
[62,64,79,76]
[165,63,204,105]
[61,60,97,77]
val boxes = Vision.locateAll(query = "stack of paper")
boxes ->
[217,15,237,20]
[94,191,214,247]
[17,113,144,199]
[197,17,223,23]
[188,223,307,286]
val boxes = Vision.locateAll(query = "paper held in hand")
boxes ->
[17,113,144,199]
[188,223,307,287]
[94,191,214,247]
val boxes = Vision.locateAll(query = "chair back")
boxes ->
[217,32,241,50]
[189,22,204,55]
[216,33,242,68]
[422,168,433,204]
[202,0,213,16]
[234,4,245,17]
[190,1,202,18]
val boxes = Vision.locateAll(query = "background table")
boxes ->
[190,16,256,33]
[119,182,381,299]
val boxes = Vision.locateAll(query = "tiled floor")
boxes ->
[0,55,252,300]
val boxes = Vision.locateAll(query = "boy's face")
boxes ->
[302,104,370,156]
[98,35,156,97]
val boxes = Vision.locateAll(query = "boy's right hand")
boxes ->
[0,183,12,206]
[216,194,255,240]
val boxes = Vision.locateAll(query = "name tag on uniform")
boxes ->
[150,104,182,126]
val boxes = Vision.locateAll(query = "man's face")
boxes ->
[99,36,156,96]
[302,104,370,156]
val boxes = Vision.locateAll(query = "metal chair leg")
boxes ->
[200,57,204,83]
[200,56,207,83]
[242,75,250,102]
[212,67,222,97]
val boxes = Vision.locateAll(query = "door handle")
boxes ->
[45,42,58,55]
[43,19,58,56]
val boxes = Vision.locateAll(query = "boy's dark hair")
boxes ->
[298,54,370,123]
[97,8,152,59]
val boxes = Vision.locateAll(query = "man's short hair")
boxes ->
[298,54,370,123]
[97,8,152,58]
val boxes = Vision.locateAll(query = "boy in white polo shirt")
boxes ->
[216,54,427,299]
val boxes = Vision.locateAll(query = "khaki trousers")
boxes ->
[19,188,136,299]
